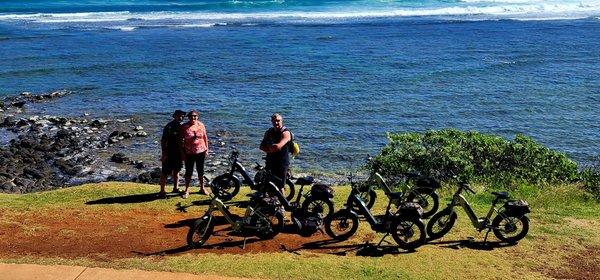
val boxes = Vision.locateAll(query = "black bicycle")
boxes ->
[426,181,531,243]
[354,157,442,219]
[210,150,295,201]
[257,175,334,236]
[324,174,427,250]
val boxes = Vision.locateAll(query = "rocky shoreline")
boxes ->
[0,91,241,193]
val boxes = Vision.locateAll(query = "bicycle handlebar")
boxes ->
[459,181,476,194]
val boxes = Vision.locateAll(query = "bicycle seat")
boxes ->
[491,191,510,199]
[295,176,314,185]
[388,191,404,200]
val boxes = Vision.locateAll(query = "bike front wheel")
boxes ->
[426,209,457,240]
[187,216,214,248]
[492,214,529,243]
[301,196,334,218]
[211,174,241,201]
[324,210,359,241]
[391,218,427,250]
[284,179,295,201]
[405,190,439,219]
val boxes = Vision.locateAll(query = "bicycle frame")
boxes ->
[448,190,499,231]
[204,196,261,232]
[347,183,394,230]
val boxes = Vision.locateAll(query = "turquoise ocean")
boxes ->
[0,0,599,172]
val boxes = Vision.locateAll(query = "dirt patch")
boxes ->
[0,206,358,260]
[544,245,600,280]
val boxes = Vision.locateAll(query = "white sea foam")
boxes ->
[0,2,598,25]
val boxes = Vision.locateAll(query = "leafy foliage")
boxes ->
[370,129,584,189]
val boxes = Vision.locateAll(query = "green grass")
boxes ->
[1,182,599,279]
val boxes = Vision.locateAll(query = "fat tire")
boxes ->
[492,214,529,243]
[405,190,440,219]
[301,196,334,218]
[187,216,214,248]
[284,179,295,201]
[324,210,359,240]
[351,189,376,213]
[211,174,241,201]
[426,209,457,240]
[255,210,285,240]
[391,218,427,250]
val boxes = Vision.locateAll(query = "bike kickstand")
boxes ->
[483,229,491,243]
[376,233,391,247]
[242,237,247,250]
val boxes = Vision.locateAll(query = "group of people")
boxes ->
[159,110,293,198]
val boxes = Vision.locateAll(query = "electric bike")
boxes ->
[210,149,295,201]
[187,192,284,249]
[426,181,531,243]
[325,175,427,250]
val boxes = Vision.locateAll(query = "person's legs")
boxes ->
[159,162,172,197]
[197,152,208,194]
[183,154,196,198]
[171,171,180,192]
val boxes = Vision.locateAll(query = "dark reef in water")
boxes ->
[0,91,240,193]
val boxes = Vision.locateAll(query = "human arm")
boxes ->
[261,130,291,153]
[160,124,169,161]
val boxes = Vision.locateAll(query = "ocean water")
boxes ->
[0,0,599,172]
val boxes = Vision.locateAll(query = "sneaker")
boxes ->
[182,192,189,199]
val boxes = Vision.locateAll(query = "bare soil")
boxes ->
[0,204,349,260]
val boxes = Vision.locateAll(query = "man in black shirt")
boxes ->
[158,110,186,197]
[260,113,292,192]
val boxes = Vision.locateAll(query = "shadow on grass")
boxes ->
[300,239,416,257]
[85,192,180,205]
[429,238,517,251]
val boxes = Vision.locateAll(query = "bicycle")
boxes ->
[426,181,531,243]
[210,149,295,201]
[186,192,284,249]
[325,174,427,250]
[256,175,334,236]
[353,157,441,219]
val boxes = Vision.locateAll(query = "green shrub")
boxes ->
[579,164,600,200]
[371,129,579,188]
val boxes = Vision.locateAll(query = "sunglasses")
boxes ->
[189,115,198,118]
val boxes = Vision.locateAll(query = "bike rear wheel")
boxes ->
[324,210,359,240]
[391,218,427,250]
[492,214,529,243]
[210,174,241,201]
[425,209,457,240]
[187,216,214,248]
[405,190,439,219]
[301,196,334,218]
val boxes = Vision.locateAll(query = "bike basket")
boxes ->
[311,184,335,199]
[397,202,424,219]
[504,200,531,214]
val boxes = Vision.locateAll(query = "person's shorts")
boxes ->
[162,154,183,175]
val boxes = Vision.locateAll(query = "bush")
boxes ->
[370,129,580,187]
[579,163,600,200]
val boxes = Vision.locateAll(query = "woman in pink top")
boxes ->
[180,110,209,198]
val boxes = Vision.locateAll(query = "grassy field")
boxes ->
[0,182,598,280]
